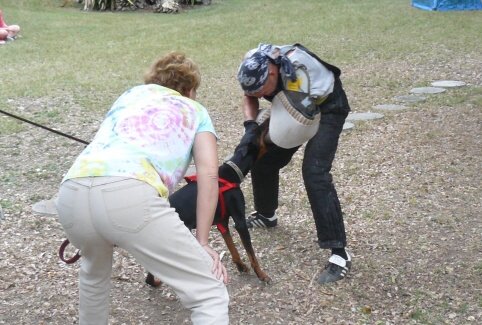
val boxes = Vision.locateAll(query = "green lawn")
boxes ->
[1,0,480,109]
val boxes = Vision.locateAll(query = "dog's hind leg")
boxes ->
[216,220,250,273]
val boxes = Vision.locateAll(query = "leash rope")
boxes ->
[1,109,89,263]
[1,109,245,260]
[59,239,82,264]
[0,108,89,145]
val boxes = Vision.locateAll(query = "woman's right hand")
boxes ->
[202,244,228,285]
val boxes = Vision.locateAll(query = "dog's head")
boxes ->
[233,118,271,161]
[223,119,272,179]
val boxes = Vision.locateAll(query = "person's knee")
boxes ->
[253,146,299,171]
[302,164,333,184]
[0,29,8,40]
[185,283,229,324]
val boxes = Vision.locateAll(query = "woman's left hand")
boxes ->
[202,244,228,285]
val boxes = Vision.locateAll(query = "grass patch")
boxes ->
[0,118,26,135]
[2,0,481,106]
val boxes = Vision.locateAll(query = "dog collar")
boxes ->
[225,160,244,183]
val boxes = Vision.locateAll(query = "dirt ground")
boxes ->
[1,57,481,324]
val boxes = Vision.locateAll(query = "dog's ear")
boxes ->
[238,146,250,157]
[235,122,259,152]
[233,135,252,158]
[233,137,257,159]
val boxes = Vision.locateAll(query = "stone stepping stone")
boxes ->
[393,95,427,103]
[373,104,408,111]
[343,122,355,131]
[32,199,58,217]
[410,87,446,94]
[346,112,384,121]
[431,80,466,88]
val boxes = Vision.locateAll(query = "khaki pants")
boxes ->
[56,176,229,325]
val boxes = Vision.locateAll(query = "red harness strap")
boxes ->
[184,175,238,234]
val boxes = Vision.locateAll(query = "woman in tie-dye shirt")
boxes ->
[56,52,229,325]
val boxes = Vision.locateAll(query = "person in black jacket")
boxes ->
[237,43,352,283]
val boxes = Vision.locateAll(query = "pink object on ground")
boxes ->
[0,10,7,28]
[0,9,20,39]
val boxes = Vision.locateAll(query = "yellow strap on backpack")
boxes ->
[286,78,302,91]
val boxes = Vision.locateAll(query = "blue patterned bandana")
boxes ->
[237,51,270,94]
[238,43,296,95]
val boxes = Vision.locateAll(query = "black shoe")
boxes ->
[246,211,278,228]
[317,252,352,284]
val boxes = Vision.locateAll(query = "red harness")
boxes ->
[184,175,238,234]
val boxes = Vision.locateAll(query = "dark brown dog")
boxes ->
[146,120,271,286]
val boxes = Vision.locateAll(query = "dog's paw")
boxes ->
[259,274,272,284]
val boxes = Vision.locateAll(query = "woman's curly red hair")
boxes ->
[144,51,201,97]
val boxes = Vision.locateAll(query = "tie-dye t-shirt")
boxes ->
[62,84,217,198]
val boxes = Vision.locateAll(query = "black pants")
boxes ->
[251,77,350,249]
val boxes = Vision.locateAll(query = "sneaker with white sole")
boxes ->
[246,211,278,228]
[317,252,352,284]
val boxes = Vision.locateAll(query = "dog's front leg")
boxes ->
[235,226,271,283]
[216,219,250,273]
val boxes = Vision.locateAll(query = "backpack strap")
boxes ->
[290,43,342,78]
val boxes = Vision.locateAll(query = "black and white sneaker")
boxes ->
[246,211,278,228]
[317,252,352,284]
